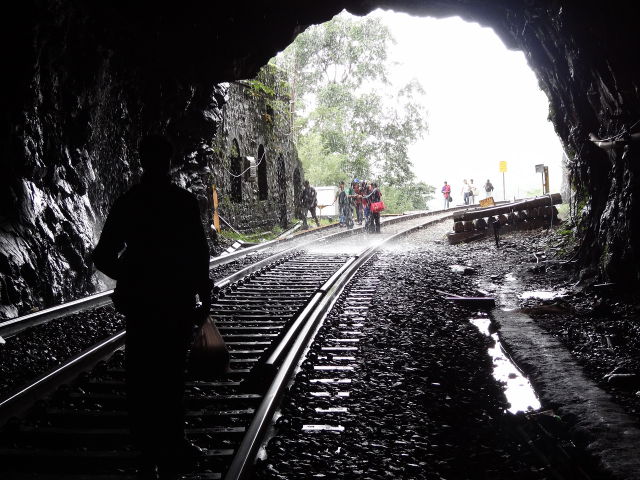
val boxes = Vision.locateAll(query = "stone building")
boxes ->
[213,67,302,232]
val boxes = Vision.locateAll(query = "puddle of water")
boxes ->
[470,318,541,414]
[310,378,351,384]
[520,290,565,300]
[302,424,345,432]
[315,407,348,413]
[309,391,350,398]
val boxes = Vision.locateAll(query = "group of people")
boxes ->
[441,179,494,208]
[299,178,383,233]
[336,179,382,233]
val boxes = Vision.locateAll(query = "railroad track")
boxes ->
[0,208,461,479]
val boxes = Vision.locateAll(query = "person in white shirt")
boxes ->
[461,179,471,205]
[469,179,477,204]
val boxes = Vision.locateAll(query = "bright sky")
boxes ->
[370,10,565,208]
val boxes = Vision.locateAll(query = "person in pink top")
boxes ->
[441,181,451,209]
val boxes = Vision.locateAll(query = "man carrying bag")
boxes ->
[93,134,214,478]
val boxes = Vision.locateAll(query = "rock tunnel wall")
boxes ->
[0,3,301,319]
[492,2,640,285]
[1,1,640,317]
[370,0,640,285]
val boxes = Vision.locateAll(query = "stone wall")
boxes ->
[212,69,303,232]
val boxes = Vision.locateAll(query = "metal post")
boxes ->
[502,172,505,201]
[543,166,549,194]
[213,184,220,233]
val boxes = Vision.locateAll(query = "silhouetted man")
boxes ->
[93,134,210,478]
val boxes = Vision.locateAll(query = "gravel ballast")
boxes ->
[254,222,611,479]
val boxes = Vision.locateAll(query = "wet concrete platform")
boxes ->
[495,308,640,480]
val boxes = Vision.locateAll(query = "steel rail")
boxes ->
[223,210,456,480]
[0,225,334,340]
[0,226,371,425]
[0,332,126,424]
[0,209,460,419]
[0,291,114,339]
[213,206,467,295]
[0,209,442,339]
[0,208,457,476]
[0,243,314,424]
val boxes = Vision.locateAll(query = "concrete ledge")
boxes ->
[494,309,640,480]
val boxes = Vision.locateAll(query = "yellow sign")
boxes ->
[479,197,495,208]
[499,161,507,173]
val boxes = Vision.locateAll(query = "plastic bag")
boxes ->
[188,315,230,378]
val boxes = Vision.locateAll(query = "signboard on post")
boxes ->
[499,161,507,200]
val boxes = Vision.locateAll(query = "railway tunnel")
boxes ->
[1,1,640,479]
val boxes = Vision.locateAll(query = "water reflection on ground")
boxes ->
[470,317,541,414]
[520,290,566,300]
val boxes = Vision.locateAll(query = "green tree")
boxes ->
[273,12,434,209]
[383,182,436,213]
[297,132,346,186]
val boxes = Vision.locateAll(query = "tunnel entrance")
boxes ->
[1,1,640,317]
[270,10,565,214]
[1,3,640,479]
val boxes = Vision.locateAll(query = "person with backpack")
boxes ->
[469,179,478,204]
[484,179,494,198]
[300,180,320,229]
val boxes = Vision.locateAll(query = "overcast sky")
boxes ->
[370,11,565,207]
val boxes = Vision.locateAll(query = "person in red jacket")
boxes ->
[441,181,451,209]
